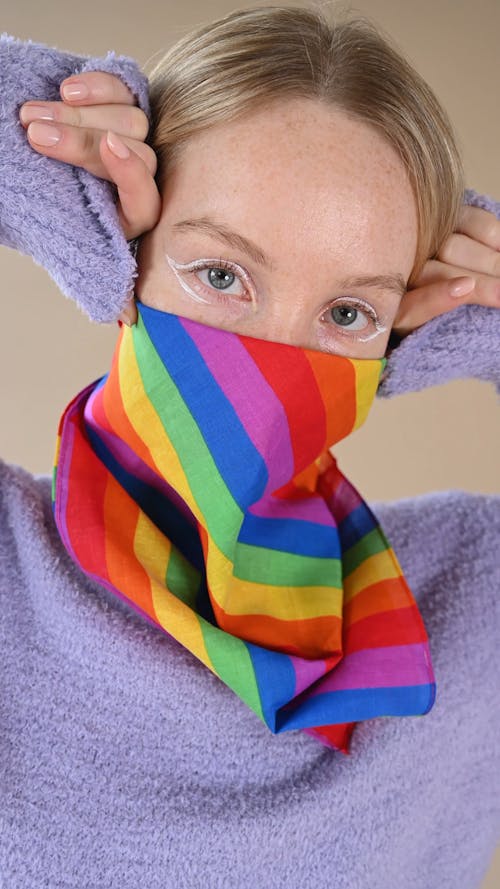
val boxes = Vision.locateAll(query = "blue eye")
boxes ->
[331,305,360,327]
[330,305,368,331]
[205,267,236,290]
[324,300,378,333]
[192,261,249,299]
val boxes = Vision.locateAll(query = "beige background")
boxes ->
[1,0,499,502]
[1,1,499,885]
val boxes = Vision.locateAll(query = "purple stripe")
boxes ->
[289,653,340,697]
[84,388,197,528]
[324,475,363,523]
[249,492,337,526]
[301,642,433,696]
[182,319,294,495]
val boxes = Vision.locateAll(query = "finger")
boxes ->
[414,258,500,298]
[392,280,473,337]
[100,131,162,240]
[20,100,149,142]
[392,263,500,338]
[59,71,137,106]
[118,297,139,326]
[25,119,157,179]
[436,232,500,277]
[456,204,500,251]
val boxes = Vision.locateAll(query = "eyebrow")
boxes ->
[171,216,407,297]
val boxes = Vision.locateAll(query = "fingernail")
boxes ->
[28,121,61,146]
[61,81,89,101]
[20,104,55,124]
[449,277,475,298]
[107,130,130,159]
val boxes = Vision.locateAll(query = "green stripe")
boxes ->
[234,543,342,588]
[342,527,389,576]
[134,323,243,558]
[51,463,57,505]
[199,619,265,722]
[166,546,201,608]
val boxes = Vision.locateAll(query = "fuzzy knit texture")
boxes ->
[1,33,499,889]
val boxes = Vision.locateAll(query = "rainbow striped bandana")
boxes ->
[52,301,435,754]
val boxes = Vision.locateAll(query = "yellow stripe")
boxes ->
[52,432,62,470]
[344,549,403,602]
[205,537,343,620]
[353,359,384,430]
[118,329,204,526]
[134,511,213,671]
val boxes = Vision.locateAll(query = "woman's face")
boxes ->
[135,97,418,358]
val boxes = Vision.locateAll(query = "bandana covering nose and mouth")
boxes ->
[52,301,435,754]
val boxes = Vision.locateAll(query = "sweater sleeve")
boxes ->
[0,32,151,323]
[378,190,500,398]
[1,34,499,396]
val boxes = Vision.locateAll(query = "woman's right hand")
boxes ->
[18,70,161,322]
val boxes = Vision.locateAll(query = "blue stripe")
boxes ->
[140,306,269,509]
[238,513,342,559]
[274,682,437,732]
[338,501,378,550]
[85,420,205,573]
[246,643,297,731]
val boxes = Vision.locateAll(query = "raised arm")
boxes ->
[2,33,498,398]
[378,190,500,398]
[0,32,155,322]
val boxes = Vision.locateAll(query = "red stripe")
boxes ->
[344,604,429,652]
[64,414,110,581]
[242,338,326,474]
[305,721,356,754]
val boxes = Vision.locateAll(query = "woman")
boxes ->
[2,6,499,888]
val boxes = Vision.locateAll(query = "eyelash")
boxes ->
[170,256,382,337]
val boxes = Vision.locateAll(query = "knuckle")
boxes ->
[120,108,149,140]
[102,71,134,103]
[81,127,96,156]
[68,105,82,127]
[436,234,458,263]
[133,108,150,140]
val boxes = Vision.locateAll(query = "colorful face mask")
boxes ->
[52,302,435,754]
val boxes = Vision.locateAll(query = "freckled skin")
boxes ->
[135,97,418,357]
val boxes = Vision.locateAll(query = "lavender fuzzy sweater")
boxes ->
[0,34,499,889]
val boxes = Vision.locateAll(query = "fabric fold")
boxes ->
[52,302,436,754]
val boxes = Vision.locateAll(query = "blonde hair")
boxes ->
[144,3,465,284]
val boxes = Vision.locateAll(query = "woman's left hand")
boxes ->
[392,204,500,338]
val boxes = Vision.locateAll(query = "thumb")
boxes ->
[392,276,475,338]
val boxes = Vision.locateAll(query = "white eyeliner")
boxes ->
[356,321,388,342]
[166,254,213,304]
[166,252,387,343]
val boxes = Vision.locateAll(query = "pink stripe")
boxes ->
[249,492,336,526]
[302,642,433,696]
[182,319,294,495]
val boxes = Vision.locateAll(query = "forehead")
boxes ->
[163,97,418,274]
